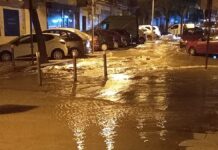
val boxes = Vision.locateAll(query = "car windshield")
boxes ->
[74,29,91,40]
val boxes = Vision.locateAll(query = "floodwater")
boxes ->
[42,43,218,149]
[1,42,218,149]
[43,68,218,150]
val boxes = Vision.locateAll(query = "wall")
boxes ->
[0,2,47,45]
[0,6,25,44]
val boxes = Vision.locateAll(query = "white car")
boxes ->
[168,23,195,35]
[43,28,92,56]
[139,25,161,38]
[0,33,68,61]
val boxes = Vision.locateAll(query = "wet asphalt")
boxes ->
[0,42,218,150]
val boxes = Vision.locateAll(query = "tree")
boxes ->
[137,0,152,24]
[155,0,174,32]
[28,0,48,63]
[174,0,197,35]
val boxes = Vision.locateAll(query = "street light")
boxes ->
[151,0,154,41]
[91,0,95,53]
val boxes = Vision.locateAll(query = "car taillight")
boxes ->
[59,39,66,44]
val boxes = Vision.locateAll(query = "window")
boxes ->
[19,36,31,44]
[46,3,75,29]
[67,32,81,41]
[43,35,55,41]
[3,9,20,36]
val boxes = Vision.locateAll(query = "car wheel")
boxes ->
[113,42,119,49]
[51,49,64,60]
[1,51,12,61]
[189,48,196,56]
[139,37,145,44]
[101,43,108,51]
[147,35,152,41]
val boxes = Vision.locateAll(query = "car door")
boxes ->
[210,37,218,54]
[14,35,38,58]
[13,35,32,58]
[194,39,207,54]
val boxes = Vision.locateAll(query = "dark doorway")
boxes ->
[82,16,86,31]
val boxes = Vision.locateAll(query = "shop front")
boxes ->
[46,2,77,29]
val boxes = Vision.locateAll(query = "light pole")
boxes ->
[151,0,154,41]
[29,0,34,65]
[205,0,213,69]
[91,0,95,53]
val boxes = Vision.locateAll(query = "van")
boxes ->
[98,16,139,43]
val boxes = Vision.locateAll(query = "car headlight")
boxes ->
[86,40,91,48]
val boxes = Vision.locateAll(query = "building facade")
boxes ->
[0,0,47,45]
[0,0,129,45]
[79,0,129,31]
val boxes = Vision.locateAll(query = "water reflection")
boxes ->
[134,74,168,142]
[97,105,126,150]
[57,100,129,150]
[98,73,133,102]
[47,67,217,150]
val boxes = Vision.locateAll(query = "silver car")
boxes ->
[43,28,92,57]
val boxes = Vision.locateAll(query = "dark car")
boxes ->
[180,27,204,48]
[105,30,124,48]
[110,29,131,46]
[43,28,92,57]
[86,29,118,51]
[98,16,139,43]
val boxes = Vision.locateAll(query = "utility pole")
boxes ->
[91,0,95,53]
[29,0,34,65]
[205,0,213,69]
[151,0,154,41]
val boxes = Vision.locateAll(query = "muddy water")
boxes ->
[43,67,218,150]
[1,43,218,149]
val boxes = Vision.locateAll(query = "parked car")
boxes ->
[110,29,131,46]
[43,28,91,57]
[106,30,125,48]
[98,16,139,43]
[138,29,147,44]
[168,23,195,36]
[180,27,204,48]
[0,33,68,61]
[86,29,118,51]
[139,25,161,39]
[186,35,218,56]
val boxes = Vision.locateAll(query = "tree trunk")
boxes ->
[75,7,80,30]
[165,17,169,33]
[180,14,184,36]
[29,0,48,64]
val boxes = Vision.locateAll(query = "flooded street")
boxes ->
[1,42,218,150]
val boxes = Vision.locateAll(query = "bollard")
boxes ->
[103,49,108,80]
[36,51,42,86]
[11,45,15,70]
[72,50,77,82]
